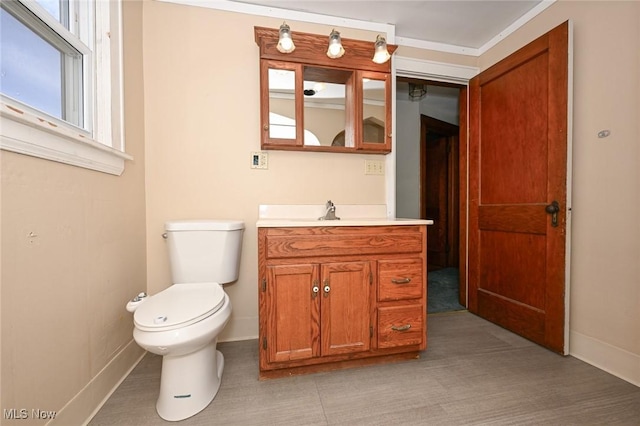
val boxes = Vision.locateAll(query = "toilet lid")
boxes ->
[134,283,225,331]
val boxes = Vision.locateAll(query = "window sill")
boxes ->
[0,102,132,175]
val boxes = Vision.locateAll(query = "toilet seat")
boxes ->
[134,283,225,332]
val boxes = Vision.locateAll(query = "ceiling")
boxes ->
[230,0,543,49]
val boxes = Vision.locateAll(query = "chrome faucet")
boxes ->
[319,200,340,221]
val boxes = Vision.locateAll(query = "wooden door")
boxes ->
[320,261,372,356]
[266,264,320,362]
[421,115,460,270]
[424,134,449,269]
[468,21,569,353]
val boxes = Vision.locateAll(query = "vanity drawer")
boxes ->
[377,259,423,301]
[265,229,423,259]
[377,305,424,349]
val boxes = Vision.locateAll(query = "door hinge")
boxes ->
[261,278,266,292]
[262,336,267,350]
[370,325,374,338]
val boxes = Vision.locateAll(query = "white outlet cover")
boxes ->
[251,152,268,169]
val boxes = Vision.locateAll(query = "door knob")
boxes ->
[545,201,560,227]
[323,279,330,298]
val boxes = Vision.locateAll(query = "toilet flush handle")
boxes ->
[161,233,168,239]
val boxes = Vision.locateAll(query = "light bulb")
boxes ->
[277,23,295,53]
[372,35,390,64]
[279,37,293,52]
[326,29,345,59]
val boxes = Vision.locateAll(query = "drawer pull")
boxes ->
[391,324,412,332]
[391,277,412,284]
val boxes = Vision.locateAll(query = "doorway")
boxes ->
[396,78,465,313]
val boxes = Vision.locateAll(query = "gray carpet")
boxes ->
[428,267,466,313]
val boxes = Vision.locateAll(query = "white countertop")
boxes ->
[256,218,433,227]
[256,204,433,227]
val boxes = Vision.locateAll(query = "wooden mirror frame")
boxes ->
[255,26,397,154]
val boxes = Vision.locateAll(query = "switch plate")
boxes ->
[251,152,268,169]
[364,159,384,175]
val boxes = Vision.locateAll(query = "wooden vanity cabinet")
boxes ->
[258,225,427,378]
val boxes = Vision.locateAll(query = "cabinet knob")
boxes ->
[312,285,319,299]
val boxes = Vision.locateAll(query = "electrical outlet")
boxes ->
[364,159,384,175]
[251,152,268,169]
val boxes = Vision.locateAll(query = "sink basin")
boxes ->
[256,204,433,227]
[259,203,387,220]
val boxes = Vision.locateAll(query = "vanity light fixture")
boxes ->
[408,83,428,101]
[276,22,295,53]
[326,29,345,58]
[372,35,391,64]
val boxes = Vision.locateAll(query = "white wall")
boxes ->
[142,3,388,342]
[395,98,421,218]
[418,87,460,125]
[0,2,147,423]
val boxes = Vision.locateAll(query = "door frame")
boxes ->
[393,37,573,353]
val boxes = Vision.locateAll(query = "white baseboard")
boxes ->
[47,339,146,426]
[570,330,640,387]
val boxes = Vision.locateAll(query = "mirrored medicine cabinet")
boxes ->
[255,27,396,154]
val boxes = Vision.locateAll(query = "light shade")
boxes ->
[372,35,390,64]
[408,83,427,101]
[326,29,345,59]
[277,23,295,53]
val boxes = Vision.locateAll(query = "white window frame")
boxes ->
[0,0,130,175]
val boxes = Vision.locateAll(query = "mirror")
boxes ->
[267,68,296,140]
[362,77,386,144]
[303,66,351,147]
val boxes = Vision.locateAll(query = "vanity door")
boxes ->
[356,70,391,152]
[265,264,320,362]
[320,261,373,356]
[260,60,303,148]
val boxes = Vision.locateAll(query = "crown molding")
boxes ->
[396,1,556,57]
[155,0,395,41]
[478,0,556,55]
[396,37,479,57]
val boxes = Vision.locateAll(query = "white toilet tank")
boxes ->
[165,220,244,284]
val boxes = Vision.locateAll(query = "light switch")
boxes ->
[364,159,384,175]
[251,152,268,169]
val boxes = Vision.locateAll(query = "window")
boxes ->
[0,0,129,175]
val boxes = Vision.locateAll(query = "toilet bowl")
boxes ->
[133,282,231,421]
[127,219,244,421]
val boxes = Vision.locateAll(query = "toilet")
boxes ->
[127,219,244,421]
